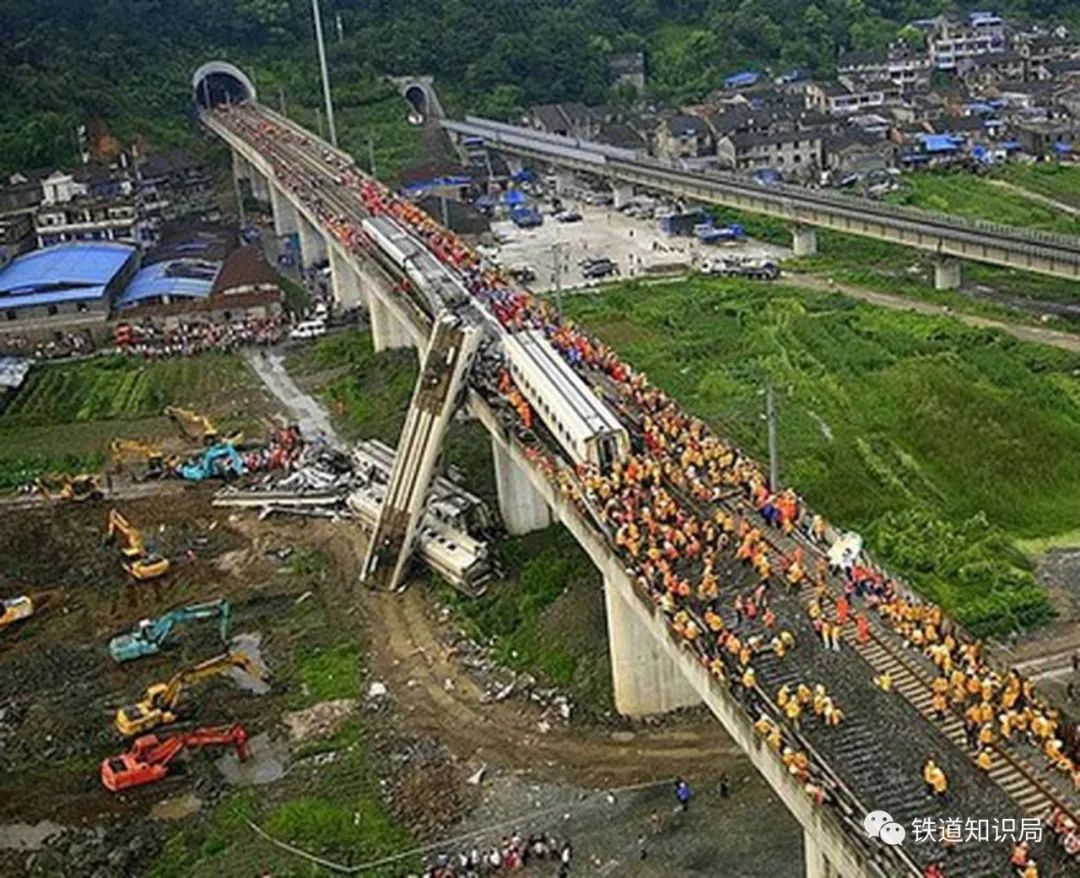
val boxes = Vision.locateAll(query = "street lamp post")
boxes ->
[310,0,338,148]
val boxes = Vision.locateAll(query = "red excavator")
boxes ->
[100,724,249,791]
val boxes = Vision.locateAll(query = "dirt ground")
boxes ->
[0,484,800,877]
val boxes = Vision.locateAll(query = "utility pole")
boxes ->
[315,106,325,140]
[551,241,566,318]
[278,86,287,115]
[311,0,338,147]
[766,384,779,492]
[368,135,377,178]
[335,12,344,43]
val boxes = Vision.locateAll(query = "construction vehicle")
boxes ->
[178,443,246,482]
[163,406,241,447]
[0,596,33,632]
[114,650,263,737]
[101,723,249,791]
[109,599,232,663]
[35,473,103,503]
[108,438,172,480]
[105,509,171,581]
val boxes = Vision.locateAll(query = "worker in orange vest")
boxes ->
[855,613,870,645]
[835,595,850,626]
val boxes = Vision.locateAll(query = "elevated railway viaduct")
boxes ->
[443,116,1080,292]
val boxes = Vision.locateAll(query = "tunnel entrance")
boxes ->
[192,62,257,109]
[404,84,428,124]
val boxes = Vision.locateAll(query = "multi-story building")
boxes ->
[928,13,1007,70]
[35,198,146,248]
[806,81,890,115]
[716,129,825,176]
[837,47,933,92]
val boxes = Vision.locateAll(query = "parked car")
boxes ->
[555,209,582,223]
[509,265,537,283]
[289,319,328,340]
[581,257,617,279]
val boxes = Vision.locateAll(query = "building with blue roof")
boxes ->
[0,241,137,328]
[116,258,220,309]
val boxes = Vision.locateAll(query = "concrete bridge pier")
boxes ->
[369,293,415,351]
[604,574,700,717]
[492,439,551,535]
[329,248,367,310]
[270,183,300,240]
[553,170,575,196]
[804,831,842,878]
[933,255,962,290]
[249,169,271,204]
[612,182,635,209]
[298,217,328,269]
[792,225,818,257]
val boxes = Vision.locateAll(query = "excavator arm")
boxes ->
[164,406,241,447]
[100,724,249,791]
[114,650,262,736]
[107,599,232,663]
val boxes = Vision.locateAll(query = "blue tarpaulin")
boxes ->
[1054,141,1073,155]
[918,134,961,153]
[511,169,536,183]
[503,189,526,205]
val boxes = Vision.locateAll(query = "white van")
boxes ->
[289,319,327,340]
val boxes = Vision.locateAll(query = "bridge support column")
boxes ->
[792,225,818,257]
[298,217,328,269]
[604,573,700,717]
[369,292,414,351]
[492,438,551,535]
[933,256,962,290]
[249,170,271,204]
[329,249,367,309]
[804,831,841,878]
[270,183,300,239]
[612,182,635,209]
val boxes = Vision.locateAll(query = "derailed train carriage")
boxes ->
[502,329,629,472]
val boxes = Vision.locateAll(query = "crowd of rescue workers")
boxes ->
[214,104,1079,877]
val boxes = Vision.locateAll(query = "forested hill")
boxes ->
[0,0,1076,175]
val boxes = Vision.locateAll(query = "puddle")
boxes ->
[0,821,63,851]
[218,732,287,786]
[151,793,202,821]
[229,632,272,695]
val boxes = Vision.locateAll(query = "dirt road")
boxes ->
[367,587,745,787]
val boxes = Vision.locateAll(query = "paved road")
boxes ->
[244,349,346,450]
[788,271,1080,353]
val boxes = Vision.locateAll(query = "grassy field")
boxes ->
[0,354,264,489]
[994,163,1080,209]
[886,170,1080,235]
[564,277,1080,636]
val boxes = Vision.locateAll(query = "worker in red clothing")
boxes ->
[855,612,870,645]
[835,595,850,626]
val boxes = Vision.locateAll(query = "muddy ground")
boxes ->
[0,486,801,876]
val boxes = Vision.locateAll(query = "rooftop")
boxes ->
[0,241,136,308]
[117,258,219,308]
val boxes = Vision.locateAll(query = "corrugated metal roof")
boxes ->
[0,241,135,308]
[117,259,218,308]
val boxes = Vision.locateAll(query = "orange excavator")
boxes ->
[100,723,249,791]
[163,406,241,447]
[105,509,171,581]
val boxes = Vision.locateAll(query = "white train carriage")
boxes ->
[362,216,471,314]
[502,329,629,471]
[346,482,491,594]
[351,439,493,534]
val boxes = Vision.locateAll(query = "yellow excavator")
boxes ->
[106,509,171,581]
[163,406,241,447]
[114,650,263,737]
[108,438,174,480]
[36,473,104,503]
